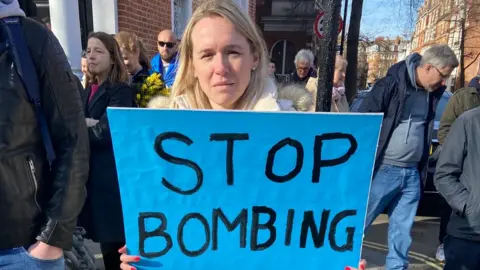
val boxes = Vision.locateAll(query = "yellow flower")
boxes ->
[137,72,170,108]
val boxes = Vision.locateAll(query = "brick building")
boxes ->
[118,0,256,56]
[366,37,403,83]
[30,0,256,75]
[410,0,480,89]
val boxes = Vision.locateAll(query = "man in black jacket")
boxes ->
[0,1,89,269]
[435,107,480,269]
[359,45,458,269]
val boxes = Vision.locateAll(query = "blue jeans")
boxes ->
[364,164,421,270]
[0,247,64,270]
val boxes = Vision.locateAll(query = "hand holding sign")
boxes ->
[118,245,367,270]
[108,108,382,270]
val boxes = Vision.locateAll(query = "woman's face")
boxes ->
[191,16,258,110]
[86,37,112,77]
[121,48,140,75]
[333,64,346,87]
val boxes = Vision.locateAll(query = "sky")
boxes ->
[346,0,421,39]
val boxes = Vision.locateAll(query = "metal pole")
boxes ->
[315,0,342,112]
[339,0,348,55]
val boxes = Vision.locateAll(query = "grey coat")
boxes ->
[435,106,480,241]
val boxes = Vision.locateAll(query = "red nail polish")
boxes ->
[345,267,352,270]
[134,256,141,262]
[131,267,136,270]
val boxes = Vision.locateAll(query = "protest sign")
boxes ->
[108,108,382,270]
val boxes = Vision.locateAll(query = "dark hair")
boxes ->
[270,59,276,65]
[86,32,128,86]
[81,50,87,58]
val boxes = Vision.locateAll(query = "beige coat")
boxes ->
[305,77,350,112]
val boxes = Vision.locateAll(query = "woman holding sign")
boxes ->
[118,0,364,269]
[81,32,135,270]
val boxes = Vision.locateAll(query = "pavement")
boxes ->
[362,215,444,269]
[86,214,445,270]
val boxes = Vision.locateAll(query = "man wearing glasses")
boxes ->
[290,49,316,84]
[150,29,178,87]
[359,45,458,270]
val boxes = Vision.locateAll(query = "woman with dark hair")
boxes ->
[80,31,134,270]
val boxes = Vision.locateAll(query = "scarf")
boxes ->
[332,85,345,102]
[0,0,25,19]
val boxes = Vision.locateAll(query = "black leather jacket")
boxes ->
[0,17,89,250]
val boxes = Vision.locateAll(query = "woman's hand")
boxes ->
[118,245,366,270]
[118,245,140,270]
[345,259,367,270]
[85,118,99,127]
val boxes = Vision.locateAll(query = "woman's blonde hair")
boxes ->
[171,0,270,110]
[335,55,348,71]
[115,31,152,70]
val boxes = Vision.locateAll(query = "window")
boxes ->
[270,40,297,75]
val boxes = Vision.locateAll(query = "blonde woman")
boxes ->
[119,0,362,269]
[306,55,349,112]
[146,0,285,111]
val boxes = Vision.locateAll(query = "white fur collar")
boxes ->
[156,78,282,111]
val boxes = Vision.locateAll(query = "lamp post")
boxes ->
[314,0,342,112]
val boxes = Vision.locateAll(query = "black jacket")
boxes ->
[359,56,444,182]
[290,68,316,85]
[435,107,480,241]
[130,66,150,92]
[79,81,134,243]
[0,17,89,250]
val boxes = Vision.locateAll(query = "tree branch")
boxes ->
[465,52,480,70]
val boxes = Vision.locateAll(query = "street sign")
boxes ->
[314,12,343,39]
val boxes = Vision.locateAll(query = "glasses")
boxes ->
[297,67,310,72]
[434,66,449,79]
[158,41,176,48]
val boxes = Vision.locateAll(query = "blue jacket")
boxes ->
[468,76,480,90]
[359,53,444,182]
[149,52,178,87]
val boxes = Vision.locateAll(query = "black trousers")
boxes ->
[444,235,480,270]
[100,242,124,270]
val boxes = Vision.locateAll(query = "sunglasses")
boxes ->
[158,41,176,48]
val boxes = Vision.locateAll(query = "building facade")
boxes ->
[366,37,402,83]
[30,0,256,77]
[410,0,480,89]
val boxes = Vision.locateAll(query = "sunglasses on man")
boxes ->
[158,41,176,48]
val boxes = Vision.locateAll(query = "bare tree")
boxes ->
[453,0,480,88]
[345,0,421,102]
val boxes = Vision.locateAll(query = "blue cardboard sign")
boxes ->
[107,108,382,270]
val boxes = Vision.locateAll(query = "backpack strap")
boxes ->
[1,17,56,167]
